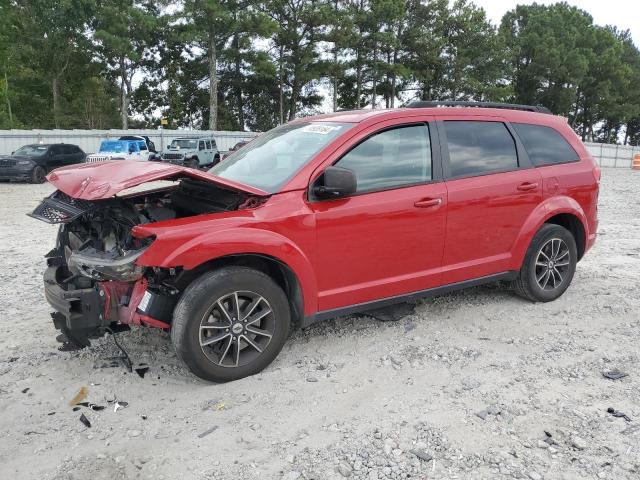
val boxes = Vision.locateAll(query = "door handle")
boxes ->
[517,182,539,191]
[414,197,442,208]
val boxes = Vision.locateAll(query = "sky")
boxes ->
[474,0,640,46]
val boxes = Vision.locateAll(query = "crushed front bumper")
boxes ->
[44,265,108,347]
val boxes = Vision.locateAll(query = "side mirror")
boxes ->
[314,166,357,199]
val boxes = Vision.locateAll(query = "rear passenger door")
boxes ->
[438,117,542,284]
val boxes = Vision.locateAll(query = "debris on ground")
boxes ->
[410,449,433,462]
[114,401,129,413]
[135,365,150,378]
[197,426,218,438]
[21,387,29,394]
[602,369,628,380]
[607,407,632,422]
[79,414,91,428]
[68,387,89,406]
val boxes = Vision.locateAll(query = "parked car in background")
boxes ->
[222,139,250,160]
[0,143,85,183]
[31,101,599,382]
[86,139,151,163]
[160,136,220,168]
[118,135,157,157]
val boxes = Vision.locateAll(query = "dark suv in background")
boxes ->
[0,143,85,183]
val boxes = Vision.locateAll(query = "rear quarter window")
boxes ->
[444,121,518,177]
[512,123,579,166]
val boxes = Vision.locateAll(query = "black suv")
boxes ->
[0,144,86,183]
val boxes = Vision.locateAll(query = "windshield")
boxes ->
[99,141,132,153]
[170,139,198,149]
[208,122,351,192]
[14,145,48,156]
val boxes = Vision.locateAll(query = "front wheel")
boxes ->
[30,165,46,183]
[171,267,291,382]
[185,158,199,169]
[512,223,577,302]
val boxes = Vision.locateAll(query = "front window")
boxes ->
[209,122,351,192]
[170,139,198,149]
[14,145,49,156]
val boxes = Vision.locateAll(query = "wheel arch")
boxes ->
[512,196,589,268]
[174,253,306,329]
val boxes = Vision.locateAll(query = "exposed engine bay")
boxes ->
[31,177,262,350]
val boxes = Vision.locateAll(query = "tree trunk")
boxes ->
[233,34,244,129]
[208,31,218,131]
[52,77,61,129]
[120,60,128,129]
[4,67,12,127]
[333,48,338,112]
[356,49,362,109]
[279,46,284,125]
[371,42,377,109]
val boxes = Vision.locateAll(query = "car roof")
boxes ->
[298,106,567,128]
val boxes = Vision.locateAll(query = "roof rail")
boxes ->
[407,100,552,114]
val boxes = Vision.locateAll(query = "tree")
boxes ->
[94,0,160,128]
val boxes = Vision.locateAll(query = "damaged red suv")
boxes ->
[32,101,599,382]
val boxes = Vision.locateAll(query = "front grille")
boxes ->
[162,153,184,161]
[29,190,94,224]
[0,158,17,167]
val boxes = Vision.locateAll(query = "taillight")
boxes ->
[593,165,601,184]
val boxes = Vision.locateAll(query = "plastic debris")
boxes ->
[410,449,433,462]
[79,413,91,428]
[135,366,150,378]
[198,426,218,438]
[602,369,628,380]
[607,407,631,422]
[69,386,89,406]
[21,387,30,394]
[114,401,129,413]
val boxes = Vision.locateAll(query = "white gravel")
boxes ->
[0,168,639,480]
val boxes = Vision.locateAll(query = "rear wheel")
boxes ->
[212,154,220,166]
[171,267,291,382]
[30,165,46,184]
[512,223,577,302]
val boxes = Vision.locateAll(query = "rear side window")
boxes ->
[335,124,432,193]
[444,121,518,177]
[206,140,212,149]
[512,123,579,166]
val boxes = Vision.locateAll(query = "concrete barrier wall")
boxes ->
[585,142,640,168]
[0,129,260,155]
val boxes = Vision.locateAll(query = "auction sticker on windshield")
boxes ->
[301,124,342,135]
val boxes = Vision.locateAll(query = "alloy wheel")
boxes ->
[199,291,274,368]
[534,238,571,291]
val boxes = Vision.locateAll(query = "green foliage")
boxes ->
[0,0,638,144]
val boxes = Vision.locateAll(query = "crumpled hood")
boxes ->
[46,160,269,200]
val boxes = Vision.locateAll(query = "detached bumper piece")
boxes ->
[44,265,108,350]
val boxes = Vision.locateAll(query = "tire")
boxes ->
[186,158,199,169]
[30,165,46,184]
[212,154,220,166]
[512,223,577,302]
[171,267,291,382]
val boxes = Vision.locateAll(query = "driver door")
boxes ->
[309,119,447,312]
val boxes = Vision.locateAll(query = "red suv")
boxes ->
[32,101,599,382]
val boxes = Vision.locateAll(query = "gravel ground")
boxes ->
[0,168,639,480]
